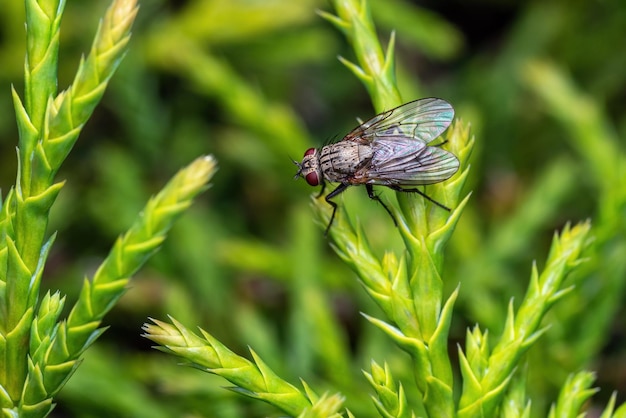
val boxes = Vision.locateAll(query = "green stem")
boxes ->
[22,0,65,195]
[318,1,474,416]
[324,0,401,110]
[1,0,138,410]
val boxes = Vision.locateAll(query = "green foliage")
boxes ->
[1,0,625,417]
[144,317,315,415]
[0,1,216,416]
[143,0,624,417]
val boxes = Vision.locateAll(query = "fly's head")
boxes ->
[293,147,322,187]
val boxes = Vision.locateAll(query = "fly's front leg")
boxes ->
[316,180,326,199]
[365,184,397,226]
[387,184,451,211]
[324,183,349,235]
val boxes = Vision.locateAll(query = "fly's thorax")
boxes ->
[318,142,374,182]
[298,147,323,186]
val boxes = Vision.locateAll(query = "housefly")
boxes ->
[294,98,459,234]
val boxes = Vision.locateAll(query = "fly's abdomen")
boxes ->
[319,142,373,182]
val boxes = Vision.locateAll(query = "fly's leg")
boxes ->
[387,185,451,211]
[365,184,398,226]
[324,183,349,235]
[316,180,326,199]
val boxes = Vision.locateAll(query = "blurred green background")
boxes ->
[1,0,625,416]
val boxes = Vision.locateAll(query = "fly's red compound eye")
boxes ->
[305,172,319,186]
[304,148,316,156]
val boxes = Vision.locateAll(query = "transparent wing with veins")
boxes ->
[345,98,460,185]
[343,98,455,145]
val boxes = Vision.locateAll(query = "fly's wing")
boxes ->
[343,98,454,145]
[346,98,459,185]
[356,136,460,185]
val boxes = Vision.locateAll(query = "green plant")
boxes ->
[143,0,626,417]
[3,0,623,417]
[0,1,216,416]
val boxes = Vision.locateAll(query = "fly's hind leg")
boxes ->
[365,184,398,226]
[387,184,451,211]
[324,183,349,235]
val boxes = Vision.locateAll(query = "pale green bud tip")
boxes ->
[95,0,139,56]
[304,393,345,417]
[142,317,185,346]
[107,0,139,34]
[369,361,386,385]
[186,155,218,186]
[168,155,218,202]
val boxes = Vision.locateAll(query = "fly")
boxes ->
[294,98,459,234]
